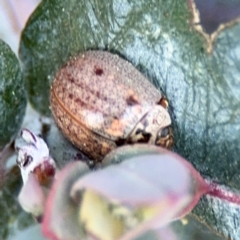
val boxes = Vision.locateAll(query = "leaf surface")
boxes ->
[0,40,27,149]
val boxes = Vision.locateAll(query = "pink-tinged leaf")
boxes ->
[42,144,208,240]
[118,197,188,240]
[69,145,208,240]
[72,154,200,206]
[42,162,90,240]
[18,173,45,219]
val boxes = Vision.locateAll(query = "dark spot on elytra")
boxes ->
[96,91,100,98]
[126,95,139,106]
[69,78,75,84]
[69,93,73,99]
[94,66,104,76]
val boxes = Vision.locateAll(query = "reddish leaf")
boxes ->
[42,145,208,240]
[42,162,90,240]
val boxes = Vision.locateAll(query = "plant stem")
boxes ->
[206,180,240,205]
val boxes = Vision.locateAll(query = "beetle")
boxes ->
[50,51,173,161]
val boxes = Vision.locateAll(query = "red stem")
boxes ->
[206,181,240,205]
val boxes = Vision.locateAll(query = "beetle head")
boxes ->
[127,105,173,149]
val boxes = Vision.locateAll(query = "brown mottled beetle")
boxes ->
[50,51,173,161]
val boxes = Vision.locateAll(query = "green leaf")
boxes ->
[0,40,27,149]
[0,166,34,239]
[19,0,240,239]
